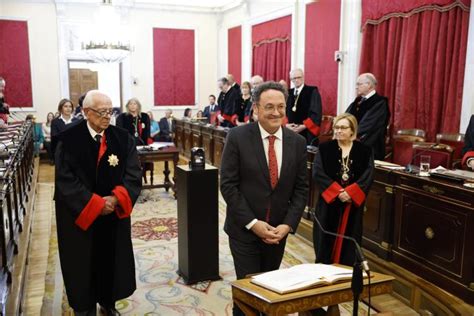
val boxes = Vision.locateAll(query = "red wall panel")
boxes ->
[228,26,242,84]
[153,28,195,106]
[304,0,341,115]
[0,19,33,108]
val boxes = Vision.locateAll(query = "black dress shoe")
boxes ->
[99,306,121,316]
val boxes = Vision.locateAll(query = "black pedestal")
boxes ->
[176,164,220,284]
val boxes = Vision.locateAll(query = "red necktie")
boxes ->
[268,135,279,189]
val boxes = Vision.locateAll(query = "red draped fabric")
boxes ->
[0,19,33,108]
[153,28,195,106]
[228,26,242,84]
[360,1,470,140]
[305,0,341,116]
[252,15,291,82]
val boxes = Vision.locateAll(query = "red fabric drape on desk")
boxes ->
[252,15,291,83]
[228,26,242,84]
[0,20,33,108]
[360,3,469,140]
[153,28,195,106]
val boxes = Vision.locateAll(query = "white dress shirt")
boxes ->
[86,121,104,141]
[294,84,304,96]
[363,89,376,100]
[246,123,283,230]
[60,115,73,125]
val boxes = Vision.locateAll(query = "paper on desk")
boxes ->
[374,160,405,170]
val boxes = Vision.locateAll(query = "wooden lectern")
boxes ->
[176,164,220,284]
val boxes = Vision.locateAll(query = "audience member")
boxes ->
[183,108,192,119]
[203,95,220,124]
[27,114,44,156]
[345,73,390,160]
[220,81,308,316]
[195,110,203,119]
[116,98,151,146]
[313,113,374,266]
[51,98,79,155]
[158,109,173,142]
[0,77,10,124]
[235,81,252,125]
[54,90,141,316]
[286,68,322,145]
[250,75,264,92]
[148,111,160,141]
[462,115,474,170]
[42,112,55,164]
[74,93,86,120]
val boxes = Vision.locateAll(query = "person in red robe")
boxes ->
[54,90,142,315]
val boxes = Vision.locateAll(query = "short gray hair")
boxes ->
[252,81,288,104]
[83,90,110,108]
[359,73,377,87]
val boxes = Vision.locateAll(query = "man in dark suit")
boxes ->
[462,115,474,170]
[346,73,390,160]
[202,94,221,124]
[220,81,308,316]
[286,68,323,145]
[158,109,173,142]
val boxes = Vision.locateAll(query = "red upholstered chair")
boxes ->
[397,128,426,138]
[392,135,425,166]
[436,133,465,160]
[318,115,334,144]
[412,142,454,169]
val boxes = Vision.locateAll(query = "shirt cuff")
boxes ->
[245,218,258,230]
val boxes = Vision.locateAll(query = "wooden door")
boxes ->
[69,68,98,106]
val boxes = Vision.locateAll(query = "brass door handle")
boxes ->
[422,185,444,195]
[425,227,435,240]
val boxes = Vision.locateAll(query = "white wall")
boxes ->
[1,1,61,122]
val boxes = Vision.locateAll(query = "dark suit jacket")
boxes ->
[116,112,150,146]
[462,115,474,166]
[158,117,173,139]
[220,123,308,242]
[346,93,390,160]
[203,104,221,121]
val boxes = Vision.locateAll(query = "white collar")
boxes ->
[60,115,72,124]
[295,84,304,94]
[363,90,376,99]
[86,121,104,140]
[258,122,282,141]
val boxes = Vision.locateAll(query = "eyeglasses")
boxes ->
[333,125,351,131]
[262,104,286,112]
[88,108,113,117]
[290,76,302,80]
[356,82,369,86]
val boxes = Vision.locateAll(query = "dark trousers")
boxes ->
[229,236,287,315]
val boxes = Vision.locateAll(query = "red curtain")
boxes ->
[228,26,242,84]
[304,0,341,116]
[252,15,291,83]
[360,3,470,140]
[0,19,33,108]
[153,28,195,106]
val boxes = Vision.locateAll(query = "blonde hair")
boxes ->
[125,98,142,113]
[333,113,358,141]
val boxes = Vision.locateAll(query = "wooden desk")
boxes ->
[231,271,394,315]
[137,147,179,198]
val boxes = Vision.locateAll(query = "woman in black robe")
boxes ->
[313,113,374,266]
[116,98,150,146]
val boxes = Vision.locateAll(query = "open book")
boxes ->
[251,264,362,294]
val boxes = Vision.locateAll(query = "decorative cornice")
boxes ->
[253,36,290,48]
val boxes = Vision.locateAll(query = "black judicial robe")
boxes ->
[462,115,474,167]
[116,112,150,145]
[313,140,374,266]
[346,93,390,160]
[220,87,240,126]
[54,120,142,310]
[286,85,322,145]
[235,96,252,123]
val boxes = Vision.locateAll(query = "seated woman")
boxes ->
[312,113,374,266]
[183,108,192,120]
[148,111,160,142]
[42,112,54,164]
[51,98,79,156]
[116,98,151,146]
[462,115,474,170]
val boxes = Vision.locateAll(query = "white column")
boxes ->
[337,0,362,114]
[460,6,474,132]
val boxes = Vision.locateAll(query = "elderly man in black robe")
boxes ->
[54,90,142,315]
[346,73,390,160]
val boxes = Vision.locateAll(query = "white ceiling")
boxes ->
[137,0,237,8]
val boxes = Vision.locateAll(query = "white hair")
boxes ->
[358,73,378,87]
[82,90,110,108]
[289,68,304,77]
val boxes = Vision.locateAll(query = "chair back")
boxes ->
[319,115,334,144]
[397,129,426,138]
[436,133,465,160]
[412,142,454,169]
[392,135,425,166]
